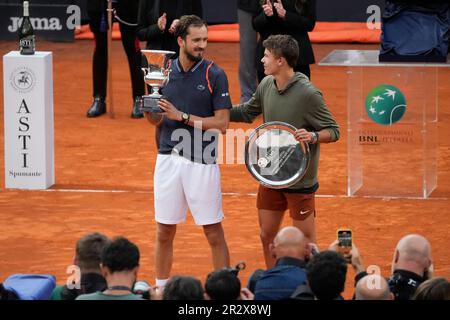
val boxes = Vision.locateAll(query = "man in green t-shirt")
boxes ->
[76,237,144,300]
[230,34,340,268]
[51,232,110,300]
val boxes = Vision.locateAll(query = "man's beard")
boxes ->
[185,49,203,63]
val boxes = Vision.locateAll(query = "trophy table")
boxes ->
[319,50,450,198]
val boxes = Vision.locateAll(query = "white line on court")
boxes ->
[41,188,449,201]
[44,188,150,194]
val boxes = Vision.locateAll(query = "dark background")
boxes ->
[1,0,386,24]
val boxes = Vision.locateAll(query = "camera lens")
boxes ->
[133,281,150,293]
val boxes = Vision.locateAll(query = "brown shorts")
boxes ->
[256,185,316,221]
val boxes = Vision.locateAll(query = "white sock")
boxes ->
[155,278,168,287]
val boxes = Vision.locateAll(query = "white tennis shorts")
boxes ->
[154,154,224,225]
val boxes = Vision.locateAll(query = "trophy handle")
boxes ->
[141,68,148,77]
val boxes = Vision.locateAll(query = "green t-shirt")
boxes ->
[76,292,144,300]
[50,285,64,300]
[230,72,340,190]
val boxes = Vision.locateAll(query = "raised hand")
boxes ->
[169,19,180,34]
[262,0,274,17]
[274,0,286,19]
[157,12,167,31]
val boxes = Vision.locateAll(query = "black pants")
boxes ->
[88,10,145,99]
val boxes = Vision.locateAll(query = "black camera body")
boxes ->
[223,262,246,277]
[133,280,151,299]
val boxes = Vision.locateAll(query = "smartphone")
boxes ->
[337,229,352,254]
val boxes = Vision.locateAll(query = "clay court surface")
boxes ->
[0,40,449,298]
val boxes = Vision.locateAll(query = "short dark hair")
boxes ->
[205,269,241,300]
[163,276,204,300]
[263,35,299,68]
[75,232,110,271]
[306,251,348,300]
[413,277,450,300]
[101,237,140,273]
[175,15,207,40]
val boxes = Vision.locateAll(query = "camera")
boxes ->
[133,280,151,300]
[223,262,246,277]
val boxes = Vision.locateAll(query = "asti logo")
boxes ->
[10,66,36,93]
[365,84,407,125]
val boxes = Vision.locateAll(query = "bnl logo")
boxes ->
[365,84,407,125]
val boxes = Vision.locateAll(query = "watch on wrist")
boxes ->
[310,131,318,144]
[181,112,190,124]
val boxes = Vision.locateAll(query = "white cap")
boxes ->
[23,1,29,16]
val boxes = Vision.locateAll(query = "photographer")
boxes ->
[162,276,204,300]
[352,234,433,300]
[51,232,110,300]
[355,274,394,300]
[388,234,433,300]
[205,263,253,300]
[412,277,450,300]
[305,250,348,300]
[76,237,144,300]
[248,226,313,300]
[329,234,433,300]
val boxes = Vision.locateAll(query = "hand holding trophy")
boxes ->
[140,50,175,125]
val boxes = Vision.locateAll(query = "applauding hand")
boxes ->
[157,12,167,31]
[262,0,274,17]
[169,19,180,34]
[274,0,286,19]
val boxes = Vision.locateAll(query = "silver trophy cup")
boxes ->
[141,50,176,113]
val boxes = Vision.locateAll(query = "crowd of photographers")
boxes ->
[1,228,449,300]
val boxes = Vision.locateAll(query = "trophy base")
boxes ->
[142,96,162,113]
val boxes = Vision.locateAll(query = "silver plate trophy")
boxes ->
[141,50,175,113]
[245,121,310,189]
